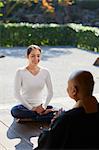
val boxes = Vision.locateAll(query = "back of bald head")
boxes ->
[69,70,94,96]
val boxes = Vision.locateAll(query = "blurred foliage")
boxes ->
[1,0,99,23]
[75,0,99,10]
[0,0,74,19]
[0,1,4,16]
[0,23,99,52]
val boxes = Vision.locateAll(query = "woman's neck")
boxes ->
[27,64,38,70]
[26,65,40,75]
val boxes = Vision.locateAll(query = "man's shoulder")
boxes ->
[59,106,99,123]
[52,108,80,124]
[64,107,83,116]
[56,107,83,123]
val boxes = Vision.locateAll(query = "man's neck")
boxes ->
[74,96,98,113]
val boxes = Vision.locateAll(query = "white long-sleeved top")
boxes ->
[14,67,53,110]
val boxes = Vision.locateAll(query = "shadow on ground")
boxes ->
[7,119,49,150]
[0,46,72,61]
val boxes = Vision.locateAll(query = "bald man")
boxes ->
[67,70,98,113]
[35,70,99,149]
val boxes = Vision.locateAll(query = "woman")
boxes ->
[11,45,54,123]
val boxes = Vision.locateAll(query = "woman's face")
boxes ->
[27,48,41,66]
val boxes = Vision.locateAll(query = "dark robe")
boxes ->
[35,104,99,149]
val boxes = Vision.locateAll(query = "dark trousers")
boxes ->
[11,105,54,123]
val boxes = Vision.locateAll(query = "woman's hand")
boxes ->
[40,108,53,115]
[32,104,45,114]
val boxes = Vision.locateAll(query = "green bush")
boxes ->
[0,23,77,47]
[0,23,99,52]
[68,23,99,52]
